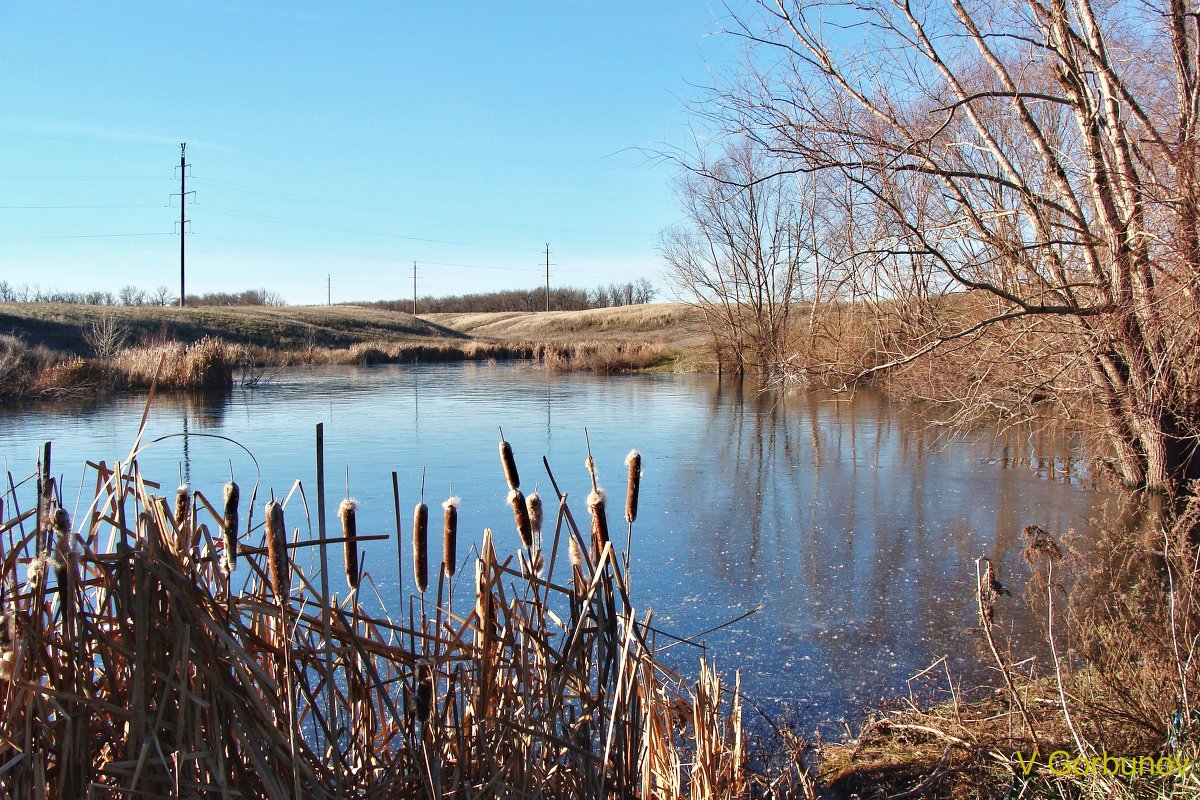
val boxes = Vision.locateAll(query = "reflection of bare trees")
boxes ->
[667,379,1110,709]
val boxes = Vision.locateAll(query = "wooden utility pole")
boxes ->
[327,274,331,305]
[412,261,417,316]
[175,143,193,307]
[544,243,550,312]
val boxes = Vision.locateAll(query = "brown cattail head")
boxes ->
[413,502,429,593]
[174,484,190,529]
[526,492,543,537]
[442,497,460,577]
[624,449,641,524]
[587,488,609,556]
[499,436,520,490]
[508,489,533,549]
[340,498,359,591]
[51,507,71,537]
[222,481,240,573]
[415,661,434,723]
[265,500,289,600]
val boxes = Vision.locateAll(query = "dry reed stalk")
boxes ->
[340,498,359,591]
[509,489,533,549]
[442,497,459,578]
[499,432,520,490]
[414,502,429,593]
[222,480,239,573]
[265,500,289,600]
[624,450,641,524]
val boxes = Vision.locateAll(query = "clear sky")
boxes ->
[0,2,744,305]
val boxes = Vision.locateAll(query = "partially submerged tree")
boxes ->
[700,0,1200,491]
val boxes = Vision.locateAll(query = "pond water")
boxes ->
[0,362,1117,731]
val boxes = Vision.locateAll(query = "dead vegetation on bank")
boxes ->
[0,418,803,798]
[815,499,1200,799]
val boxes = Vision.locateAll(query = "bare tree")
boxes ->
[663,136,822,382]
[82,310,127,359]
[704,0,1200,491]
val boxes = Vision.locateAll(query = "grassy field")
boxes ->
[0,302,701,354]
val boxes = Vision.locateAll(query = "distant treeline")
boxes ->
[0,282,284,307]
[360,279,657,314]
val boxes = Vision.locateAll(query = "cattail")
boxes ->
[624,450,641,524]
[51,507,71,537]
[442,497,460,577]
[222,481,240,573]
[526,492,543,537]
[509,489,533,548]
[499,434,520,490]
[415,661,433,723]
[265,500,289,600]
[174,484,190,529]
[413,502,428,593]
[569,536,583,569]
[587,488,609,555]
[340,499,359,591]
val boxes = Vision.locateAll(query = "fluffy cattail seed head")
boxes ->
[624,450,641,524]
[442,497,460,578]
[413,502,429,593]
[568,536,582,568]
[526,492,543,537]
[222,481,240,573]
[499,437,520,490]
[340,499,359,590]
[265,500,289,600]
[508,489,533,549]
[174,484,190,529]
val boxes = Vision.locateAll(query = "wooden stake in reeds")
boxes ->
[624,450,641,524]
[340,498,359,591]
[509,489,533,549]
[265,500,289,600]
[413,501,428,593]
[222,481,239,574]
[499,428,520,490]
[442,497,459,578]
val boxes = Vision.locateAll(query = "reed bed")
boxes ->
[0,434,754,799]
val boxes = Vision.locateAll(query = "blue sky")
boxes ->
[0,2,745,305]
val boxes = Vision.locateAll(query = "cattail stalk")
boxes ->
[442,497,460,577]
[499,432,520,490]
[413,502,428,593]
[265,500,289,600]
[624,450,641,524]
[222,481,240,573]
[509,489,533,549]
[415,661,433,723]
[340,499,359,591]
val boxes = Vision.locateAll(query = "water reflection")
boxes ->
[0,364,1116,730]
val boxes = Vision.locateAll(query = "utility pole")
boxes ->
[327,274,331,305]
[412,261,418,316]
[544,243,550,312]
[174,143,193,307]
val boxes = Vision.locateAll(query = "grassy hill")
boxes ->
[0,302,701,355]
[0,303,468,355]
